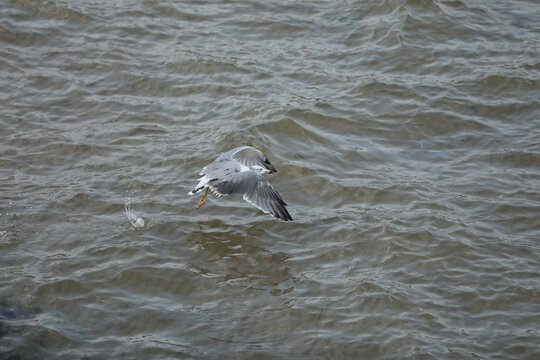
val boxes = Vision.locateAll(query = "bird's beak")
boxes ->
[265,169,273,174]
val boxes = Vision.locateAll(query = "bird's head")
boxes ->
[251,164,276,175]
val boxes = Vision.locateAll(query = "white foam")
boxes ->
[125,198,145,228]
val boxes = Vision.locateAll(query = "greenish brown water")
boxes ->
[1,0,539,359]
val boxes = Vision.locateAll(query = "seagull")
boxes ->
[188,146,293,221]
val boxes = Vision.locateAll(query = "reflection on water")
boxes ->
[1,0,539,359]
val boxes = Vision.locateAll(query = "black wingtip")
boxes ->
[278,207,293,222]
[264,158,278,174]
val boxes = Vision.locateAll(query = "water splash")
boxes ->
[125,198,145,228]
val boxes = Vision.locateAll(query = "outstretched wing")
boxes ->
[214,170,292,221]
[231,147,278,174]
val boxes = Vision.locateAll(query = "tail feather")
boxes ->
[188,185,205,195]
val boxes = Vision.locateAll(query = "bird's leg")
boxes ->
[197,187,210,209]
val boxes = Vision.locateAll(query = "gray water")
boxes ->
[1,0,539,359]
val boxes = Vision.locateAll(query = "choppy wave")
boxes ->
[1,0,539,359]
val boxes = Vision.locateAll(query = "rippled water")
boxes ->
[1,0,539,359]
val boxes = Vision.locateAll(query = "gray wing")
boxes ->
[214,170,292,221]
[200,159,238,177]
[200,147,262,175]
[231,146,278,174]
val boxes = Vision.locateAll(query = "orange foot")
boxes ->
[197,187,210,209]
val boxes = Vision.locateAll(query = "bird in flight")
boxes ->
[188,146,293,221]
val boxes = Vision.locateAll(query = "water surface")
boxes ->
[1,0,539,359]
